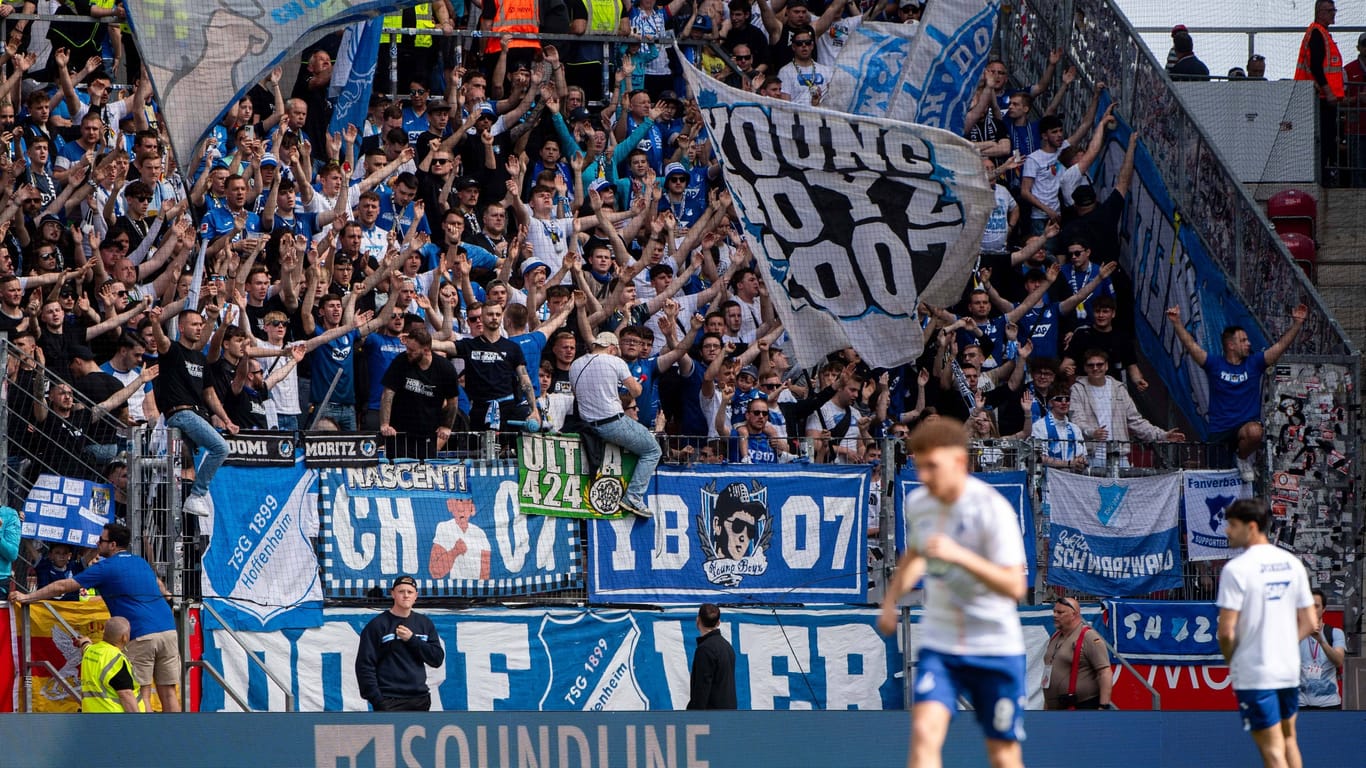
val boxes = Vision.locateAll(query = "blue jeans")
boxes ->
[591,414,661,504]
[312,402,356,431]
[167,410,229,498]
[276,413,300,432]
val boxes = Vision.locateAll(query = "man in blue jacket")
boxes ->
[355,575,446,711]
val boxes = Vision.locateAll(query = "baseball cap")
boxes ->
[428,98,451,112]
[260,153,279,167]
[693,15,713,31]
[392,575,418,590]
[588,178,612,192]
[738,365,759,380]
[69,344,96,361]
[456,176,481,190]
[664,162,689,179]
[39,213,62,227]
[658,90,683,108]
[569,106,594,123]
[591,331,619,348]
[477,101,497,117]
[521,259,549,276]
[1171,24,1187,35]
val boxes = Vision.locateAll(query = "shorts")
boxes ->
[914,648,1027,742]
[126,629,182,686]
[1237,688,1298,732]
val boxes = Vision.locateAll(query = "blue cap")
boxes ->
[664,162,688,179]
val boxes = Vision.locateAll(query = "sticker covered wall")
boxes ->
[588,464,870,604]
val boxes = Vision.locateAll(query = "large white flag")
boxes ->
[889,0,1003,132]
[683,64,993,369]
[123,0,418,168]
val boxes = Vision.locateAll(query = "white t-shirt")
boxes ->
[818,15,866,65]
[1022,140,1070,218]
[981,184,1016,253]
[805,400,860,463]
[523,206,575,280]
[567,352,630,422]
[778,61,835,107]
[1216,543,1313,690]
[258,340,301,417]
[1058,164,1090,208]
[431,519,490,580]
[905,476,1026,655]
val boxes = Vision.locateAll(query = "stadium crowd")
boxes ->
[0,0,1217,505]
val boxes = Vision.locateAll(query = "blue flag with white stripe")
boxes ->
[329,17,383,143]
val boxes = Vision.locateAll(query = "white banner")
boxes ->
[1181,470,1250,561]
[683,63,993,369]
[827,22,919,117]
[889,0,1003,131]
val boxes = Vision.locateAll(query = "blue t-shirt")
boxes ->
[205,206,262,241]
[512,331,549,397]
[308,327,361,406]
[402,107,429,145]
[376,189,431,234]
[726,386,762,428]
[36,556,84,601]
[75,551,175,639]
[362,331,407,410]
[272,211,318,241]
[627,355,664,428]
[1021,302,1064,359]
[1204,350,1267,434]
[728,428,777,463]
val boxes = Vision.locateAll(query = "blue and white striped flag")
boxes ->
[329,17,383,143]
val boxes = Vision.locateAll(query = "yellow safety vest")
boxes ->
[91,0,132,34]
[587,0,622,34]
[80,641,144,713]
[382,4,436,48]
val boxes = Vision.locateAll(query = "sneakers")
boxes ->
[621,496,653,519]
[1235,455,1256,483]
[183,493,211,518]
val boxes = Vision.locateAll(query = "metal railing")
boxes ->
[16,599,85,712]
[185,600,294,712]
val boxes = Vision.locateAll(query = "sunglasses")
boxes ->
[748,410,770,417]
[132,195,152,203]
[1085,362,1106,369]
[266,320,288,327]
[725,518,757,536]
[1067,249,1086,256]
[733,54,752,60]
[38,251,56,258]
[1051,396,1071,403]
[432,158,450,165]
[792,39,814,46]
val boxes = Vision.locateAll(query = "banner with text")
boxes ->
[828,22,919,117]
[124,0,418,168]
[203,462,323,631]
[683,61,993,369]
[517,433,637,519]
[319,461,581,598]
[1103,600,1224,664]
[1182,470,1250,561]
[1046,471,1184,596]
[21,475,112,548]
[198,606,902,712]
[587,465,869,605]
[894,469,1036,589]
[891,0,1002,132]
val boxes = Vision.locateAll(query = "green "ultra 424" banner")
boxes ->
[517,433,639,519]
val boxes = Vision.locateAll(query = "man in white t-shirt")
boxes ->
[568,332,660,519]
[1216,498,1315,768]
[778,30,834,107]
[878,418,1028,768]
[429,496,490,580]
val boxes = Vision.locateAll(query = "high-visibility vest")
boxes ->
[586,0,622,34]
[382,4,436,48]
[1295,22,1345,99]
[80,641,144,714]
[485,0,542,54]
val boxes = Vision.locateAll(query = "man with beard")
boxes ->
[379,327,460,459]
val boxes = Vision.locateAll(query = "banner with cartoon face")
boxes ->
[319,460,581,598]
[587,465,870,605]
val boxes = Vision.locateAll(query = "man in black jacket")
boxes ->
[355,575,446,711]
[688,603,737,709]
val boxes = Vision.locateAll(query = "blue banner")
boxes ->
[1088,112,1268,439]
[1103,600,1223,664]
[587,465,870,605]
[199,606,903,712]
[319,461,581,597]
[893,469,1036,589]
[20,474,113,548]
[202,462,323,630]
[1046,472,1184,597]
[328,17,382,143]
[893,0,1003,133]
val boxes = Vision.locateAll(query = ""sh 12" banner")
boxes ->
[588,464,870,605]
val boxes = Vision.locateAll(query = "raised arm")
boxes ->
[1264,304,1308,365]
[1164,305,1209,367]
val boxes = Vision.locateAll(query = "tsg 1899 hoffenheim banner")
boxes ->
[203,462,323,631]
[124,0,418,167]
[588,465,870,604]
[320,461,581,598]
[1182,470,1250,561]
[682,62,993,369]
[1047,472,1184,597]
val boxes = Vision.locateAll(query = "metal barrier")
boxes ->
[15,600,84,712]
[185,600,294,712]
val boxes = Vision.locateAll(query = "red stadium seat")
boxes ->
[1267,188,1317,241]
[1279,231,1316,280]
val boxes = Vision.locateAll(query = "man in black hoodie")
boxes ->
[355,575,446,711]
[688,603,737,709]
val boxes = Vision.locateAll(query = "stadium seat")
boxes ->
[1279,231,1317,280]
[1267,188,1317,241]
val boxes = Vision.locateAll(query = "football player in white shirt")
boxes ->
[1217,498,1315,768]
[878,417,1028,768]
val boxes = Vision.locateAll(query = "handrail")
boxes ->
[1084,615,1161,710]
[189,600,295,712]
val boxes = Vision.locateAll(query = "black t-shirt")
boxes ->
[210,357,243,425]
[547,367,573,396]
[1062,190,1125,263]
[968,115,1009,151]
[234,387,271,430]
[456,335,527,404]
[38,320,83,383]
[1064,325,1137,374]
[8,368,40,459]
[382,354,460,434]
[38,406,97,479]
[244,296,291,340]
[0,308,26,337]
[153,342,210,411]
